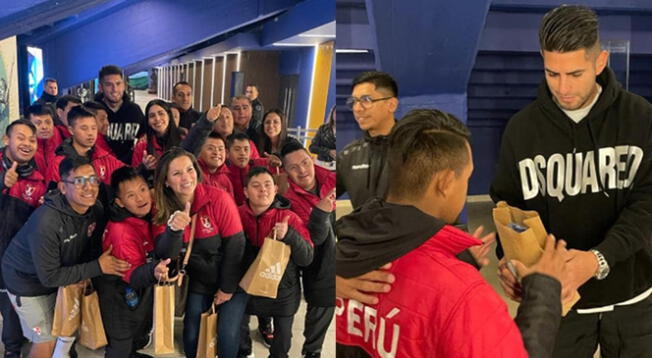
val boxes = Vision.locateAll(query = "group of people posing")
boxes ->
[0,64,336,358]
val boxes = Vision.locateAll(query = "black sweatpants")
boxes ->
[0,290,23,355]
[239,315,295,358]
[553,295,652,358]
[302,306,334,354]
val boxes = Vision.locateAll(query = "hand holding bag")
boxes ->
[239,228,291,299]
[51,284,84,337]
[197,304,218,358]
[493,201,580,315]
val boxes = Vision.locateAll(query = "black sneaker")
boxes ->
[134,353,153,358]
[3,352,20,358]
[258,324,274,347]
[303,353,321,358]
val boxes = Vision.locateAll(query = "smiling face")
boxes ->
[200,137,227,171]
[3,123,37,164]
[165,155,198,199]
[115,176,152,218]
[213,107,234,137]
[29,113,54,139]
[263,112,282,139]
[283,148,315,191]
[542,48,607,111]
[350,82,397,135]
[59,164,99,214]
[245,172,277,208]
[228,139,251,168]
[100,74,125,105]
[69,116,98,150]
[173,84,193,111]
[231,98,252,130]
[147,104,170,136]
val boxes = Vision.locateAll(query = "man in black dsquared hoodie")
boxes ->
[491,5,652,357]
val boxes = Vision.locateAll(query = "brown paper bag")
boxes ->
[493,201,580,315]
[197,304,218,358]
[240,232,291,299]
[79,287,107,349]
[51,284,83,337]
[153,283,175,355]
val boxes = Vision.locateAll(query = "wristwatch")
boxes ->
[590,249,610,280]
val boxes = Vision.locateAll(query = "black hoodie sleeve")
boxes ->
[218,231,246,293]
[489,122,528,259]
[128,260,158,289]
[154,227,184,259]
[595,122,652,266]
[181,113,214,157]
[283,227,314,267]
[514,273,562,358]
[307,206,331,246]
[32,212,102,288]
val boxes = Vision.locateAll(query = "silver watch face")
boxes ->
[596,266,609,280]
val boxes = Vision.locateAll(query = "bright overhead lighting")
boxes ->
[335,49,369,53]
[273,42,314,47]
[299,34,335,38]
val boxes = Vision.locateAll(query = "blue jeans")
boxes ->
[183,291,249,358]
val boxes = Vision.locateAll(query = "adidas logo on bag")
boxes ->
[259,262,283,281]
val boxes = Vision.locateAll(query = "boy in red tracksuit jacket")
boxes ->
[226,132,273,205]
[96,166,169,358]
[281,142,336,358]
[199,132,235,197]
[336,110,568,358]
[238,167,314,358]
[0,120,47,358]
[45,106,124,187]
[26,104,63,175]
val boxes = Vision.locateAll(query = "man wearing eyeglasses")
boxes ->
[1,157,131,358]
[337,71,399,209]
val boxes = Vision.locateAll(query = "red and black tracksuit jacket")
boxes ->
[153,183,246,295]
[284,166,335,307]
[238,195,314,316]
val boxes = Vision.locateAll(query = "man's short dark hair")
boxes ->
[539,5,599,53]
[44,78,57,85]
[245,166,275,186]
[82,101,107,114]
[59,156,93,181]
[351,71,398,97]
[227,132,250,148]
[207,131,225,142]
[386,109,471,200]
[246,84,258,90]
[99,65,124,82]
[55,95,82,110]
[173,81,192,95]
[6,119,36,136]
[111,166,145,196]
[67,106,96,128]
[26,104,55,119]
[280,141,308,161]
[230,96,251,106]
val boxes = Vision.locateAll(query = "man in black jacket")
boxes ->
[1,157,130,358]
[35,78,58,106]
[173,81,202,130]
[245,84,264,131]
[97,65,146,165]
[492,5,652,357]
[336,71,398,210]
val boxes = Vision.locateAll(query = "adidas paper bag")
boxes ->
[153,282,175,354]
[197,304,218,358]
[240,236,291,299]
[52,284,83,337]
[79,286,107,349]
[493,201,580,315]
